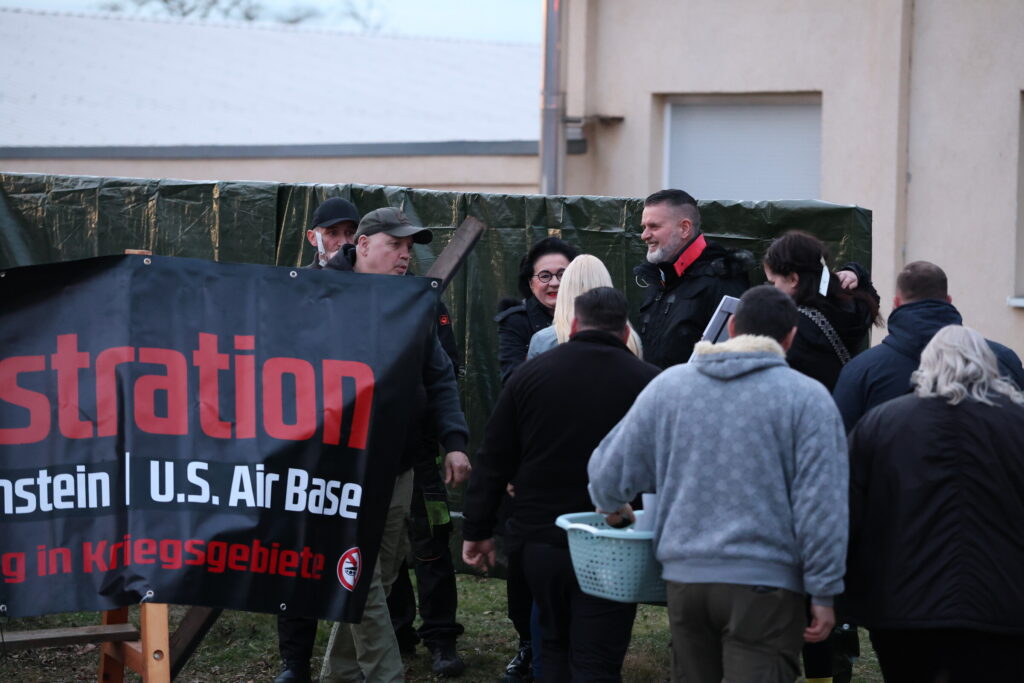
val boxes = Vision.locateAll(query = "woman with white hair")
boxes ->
[842,325,1024,682]
[526,254,643,360]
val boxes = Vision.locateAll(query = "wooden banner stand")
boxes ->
[4,221,485,681]
[98,604,169,682]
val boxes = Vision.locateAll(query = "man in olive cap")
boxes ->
[320,207,471,682]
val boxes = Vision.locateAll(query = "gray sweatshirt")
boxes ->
[588,335,848,605]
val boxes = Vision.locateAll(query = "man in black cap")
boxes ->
[306,197,361,268]
[275,195,363,683]
[319,207,472,682]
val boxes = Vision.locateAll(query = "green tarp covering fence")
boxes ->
[0,173,872,511]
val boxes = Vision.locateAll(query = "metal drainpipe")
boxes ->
[540,0,564,195]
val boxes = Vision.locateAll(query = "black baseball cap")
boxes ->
[355,207,432,244]
[312,197,360,229]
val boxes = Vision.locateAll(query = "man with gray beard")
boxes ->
[633,189,752,368]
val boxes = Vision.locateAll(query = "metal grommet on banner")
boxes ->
[142,589,155,602]
[289,271,298,278]
[279,603,287,611]
[430,280,439,289]
[143,257,152,265]
[0,272,6,278]
[0,604,6,613]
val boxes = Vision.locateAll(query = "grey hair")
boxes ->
[912,325,1024,406]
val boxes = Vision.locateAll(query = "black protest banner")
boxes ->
[0,255,439,621]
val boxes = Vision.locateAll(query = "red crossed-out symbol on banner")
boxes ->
[336,547,362,591]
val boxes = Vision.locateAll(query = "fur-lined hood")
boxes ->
[690,334,789,380]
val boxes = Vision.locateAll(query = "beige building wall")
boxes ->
[0,154,540,195]
[562,0,1023,356]
[902,0,1024,355]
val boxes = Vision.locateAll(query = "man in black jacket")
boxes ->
[634,189,752,368]
[833,260,1024,432]
[387,304,468,677]
[462,287,661,683]
[316,207,471,683]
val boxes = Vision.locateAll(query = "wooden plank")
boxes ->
[99,607,131,683]
[169,606,222,680]
[121,640,144,676]
[0,623,139,651]
[424,216,485,292]
[139,602,171,682]
[124,249,152,255]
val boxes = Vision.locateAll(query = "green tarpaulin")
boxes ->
[0,172,872,515]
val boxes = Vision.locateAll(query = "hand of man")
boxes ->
[462,538,496,572]
[836,269,859,290]
[803,604,835,642]
[444,451,472,486]
[598,503,635,528]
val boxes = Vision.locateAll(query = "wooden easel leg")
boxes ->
[99,608,129,683]
[169,607,222,680]
[139,603,171,682]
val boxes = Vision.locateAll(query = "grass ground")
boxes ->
[1,574,883,682]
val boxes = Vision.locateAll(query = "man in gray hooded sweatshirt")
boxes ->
[588,285,847,683]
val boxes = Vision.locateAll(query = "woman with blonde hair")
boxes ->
[842,325,1024,682]
[527,254,643,359]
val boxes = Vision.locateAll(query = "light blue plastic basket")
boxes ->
[555,511,667,604]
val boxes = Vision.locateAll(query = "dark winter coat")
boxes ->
[842,393,1024,635]
[462,330,661,547]
[494,295,554,384]
[633,240,752,369]
[786,263,878,392]
[326,244,468,468]
[832,298,1024,432]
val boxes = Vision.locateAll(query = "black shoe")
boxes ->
[502,641,532,682]
[429,642,466,678]
[273,659,311,683]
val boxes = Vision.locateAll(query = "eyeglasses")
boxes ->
[532,268,566,284]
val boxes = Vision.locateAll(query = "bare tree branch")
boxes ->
[97,0,383,29]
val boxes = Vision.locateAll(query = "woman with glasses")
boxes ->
[526,254,643,360]
[495,236,579,385]
[492,236,577,683]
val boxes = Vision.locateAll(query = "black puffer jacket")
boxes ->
[633,240,752,369]
[494,296,553,384]
[842,393,1024,635]
[787,262,878,392]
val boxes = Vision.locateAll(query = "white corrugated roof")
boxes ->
[0,8,541,147]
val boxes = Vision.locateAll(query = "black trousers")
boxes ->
[505,542,534,642]
[387,460,464,648]
[521,541,636,683]
[869,628,1024,683]
[387,545,463,647]
[278,614,317,662]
